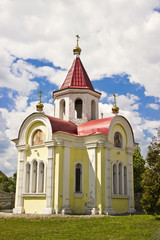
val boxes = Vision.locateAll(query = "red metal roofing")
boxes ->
[77,117,115,136]
[46,115,78,135]
[60,57,94,91]
[46,115,115,136]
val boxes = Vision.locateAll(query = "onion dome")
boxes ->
[73,35,81,55]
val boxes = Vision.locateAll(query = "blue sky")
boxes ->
[0,0,160,176]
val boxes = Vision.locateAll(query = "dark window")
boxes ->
[75,99,82,118]
[75,163,82,192]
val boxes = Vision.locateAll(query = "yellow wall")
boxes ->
[110,124,130,213]
[69,148,89,214]
[24,197,46,214]
[112,198,128,214]
[110,124,127,164]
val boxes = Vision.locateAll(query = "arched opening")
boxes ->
[25,163,30,193]
[114,132,122,148]
[32,160,37,193]
[119,163,122,194]
[113,164,117,194]
[38,162,44,193]
[75,99,82,119]
[75,163,82,193]
[124,166,127,195]
[59,99,65,119]
[91,100,96,120]
[32,130,43,146]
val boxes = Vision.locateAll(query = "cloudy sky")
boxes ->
[0,0,160,176]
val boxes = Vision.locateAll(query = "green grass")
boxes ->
[0,215,160,240]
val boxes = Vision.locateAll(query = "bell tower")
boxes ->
[53,36,101,126]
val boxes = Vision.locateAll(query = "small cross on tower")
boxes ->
[76,35,80,46]
[38,90,43,103]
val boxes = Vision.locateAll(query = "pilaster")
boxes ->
[127,151,136,213]
[13,145,26,214]
[61,147,72,214]
[85,147,98,215]
[104,147,115,215]
[42,141,54,214]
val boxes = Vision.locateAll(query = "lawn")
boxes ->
[0,214,160,240]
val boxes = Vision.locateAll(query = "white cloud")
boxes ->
[99,92,159,158]
[146,103,159,110]
[0,0,160,174]
[0,99,54,176]
[0,0,159,98]
[96,89,107,100]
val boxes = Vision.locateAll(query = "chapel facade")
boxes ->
[13,37,136,215]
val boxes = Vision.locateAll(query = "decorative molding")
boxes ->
[44,140,55,147]
[22,193,46,197]
[112,194,129,199]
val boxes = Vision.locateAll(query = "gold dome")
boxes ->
[36,101,44,112]
[73,34,81,55]
[112,104,119,114]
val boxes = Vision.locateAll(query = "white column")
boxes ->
[13,147,25,214]
[127,152,135,213]
[104,147,115,215]
[61,147,72,214]
[86,148,97,215]
[42,143,54,214]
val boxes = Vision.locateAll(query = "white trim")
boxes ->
[111,161,128,197]
[108,116,134,149]
[17,113,52,146]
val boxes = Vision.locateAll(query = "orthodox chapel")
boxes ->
[13,37,136,215]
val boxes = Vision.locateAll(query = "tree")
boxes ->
[133,146,145,193]
[141,133,160,215]
[0,172,17,193]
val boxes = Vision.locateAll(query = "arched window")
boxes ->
[124,166,127,195]
[32,160,37,193]
[75,99,82,119]
[25,163,30,193]
[32,130,43,146]
[114,132,122,148]
[91,100,96,120]
[75,163,82,193]
[119,163,122,194]
[113,164,117,194]
[60,99,65,119]
[38,162,44,193]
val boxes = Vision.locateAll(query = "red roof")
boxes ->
[46,115,78,135]
[60,57,94,91]
[77,117,114,136]
[46,115,114,136]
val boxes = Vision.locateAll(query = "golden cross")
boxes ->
[38,90,43,103]
[113,93,117,105]
[76,34,80,45]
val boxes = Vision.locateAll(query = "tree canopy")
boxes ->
[133,146,145,193]
[0,172,17,193]
[141,133,160,215]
